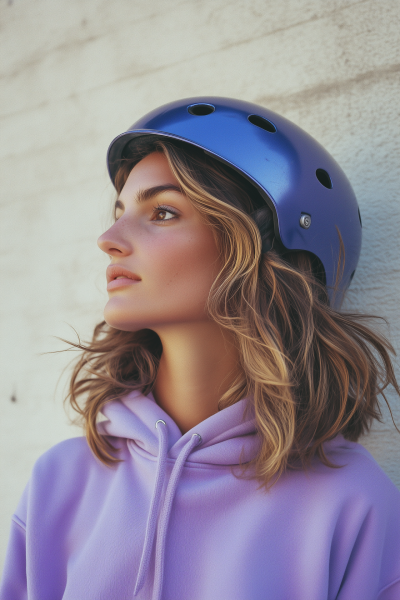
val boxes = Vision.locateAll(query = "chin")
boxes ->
[103,302,164,332]
[103,301,144,332]
[103,295,208,332]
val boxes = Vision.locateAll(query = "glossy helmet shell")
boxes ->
[107,96,362,306]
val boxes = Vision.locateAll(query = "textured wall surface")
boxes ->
[1,0,399,570]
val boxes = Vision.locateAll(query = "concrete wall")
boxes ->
[1,0,399,570]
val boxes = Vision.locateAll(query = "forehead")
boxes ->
[121,152,179,198]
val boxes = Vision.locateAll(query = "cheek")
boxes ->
[148,228,220,302]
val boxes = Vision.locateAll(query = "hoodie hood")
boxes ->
[97,389,260,465]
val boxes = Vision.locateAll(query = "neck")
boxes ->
[152,321,241,434]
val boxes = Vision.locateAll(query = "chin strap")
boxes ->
[133,420,202,600]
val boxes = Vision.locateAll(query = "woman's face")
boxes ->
[98,152,221,332]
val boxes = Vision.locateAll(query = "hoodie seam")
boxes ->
[11,514,27,532]
[377,576,400,597]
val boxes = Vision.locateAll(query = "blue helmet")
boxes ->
[107,97,362,305]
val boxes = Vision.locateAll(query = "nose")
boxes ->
[97,222,132,257]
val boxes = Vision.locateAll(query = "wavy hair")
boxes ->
[65,136,400,489]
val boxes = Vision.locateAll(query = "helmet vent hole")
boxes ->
[248,114,276,133]
[187,103,215,116]
[358,207,362,227]
[350,270,356,282]
[316,168,332,189]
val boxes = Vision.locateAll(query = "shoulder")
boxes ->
[320,437,400,595]
[30,435,129,499]
[31,434,129,480]
[28,436,99,490]
[14,437,94,523]
[32,436,96,475]
[318,434,400,511]
[15,435,128,524]
[281,434,400,517]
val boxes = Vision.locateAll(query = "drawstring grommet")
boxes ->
[192,433,202,445]
[155,419,166,428]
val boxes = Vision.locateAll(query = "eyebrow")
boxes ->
[115,184,183,211]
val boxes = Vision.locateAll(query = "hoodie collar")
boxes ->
[97,390,260,466]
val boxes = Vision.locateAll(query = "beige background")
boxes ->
[1,0,399,571]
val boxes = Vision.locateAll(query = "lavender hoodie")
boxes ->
[1,390,400,600]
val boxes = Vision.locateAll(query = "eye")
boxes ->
[114,199,124,222]
[152,205,178,222]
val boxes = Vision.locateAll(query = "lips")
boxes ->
[106,265,141,291]
[106,265,141,284]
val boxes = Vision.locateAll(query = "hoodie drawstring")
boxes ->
[133,420,202,600]
[152,431,201,600]
[133,420,168,596]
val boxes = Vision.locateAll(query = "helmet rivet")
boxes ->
[300,214,311,229]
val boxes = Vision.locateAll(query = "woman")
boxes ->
[1,97,400,600]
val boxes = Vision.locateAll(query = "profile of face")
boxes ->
[97,152,221,332]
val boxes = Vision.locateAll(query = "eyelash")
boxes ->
[152,204,179,222]
[114,204,179,223]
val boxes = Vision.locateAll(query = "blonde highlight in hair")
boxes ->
[65,136,400,488]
